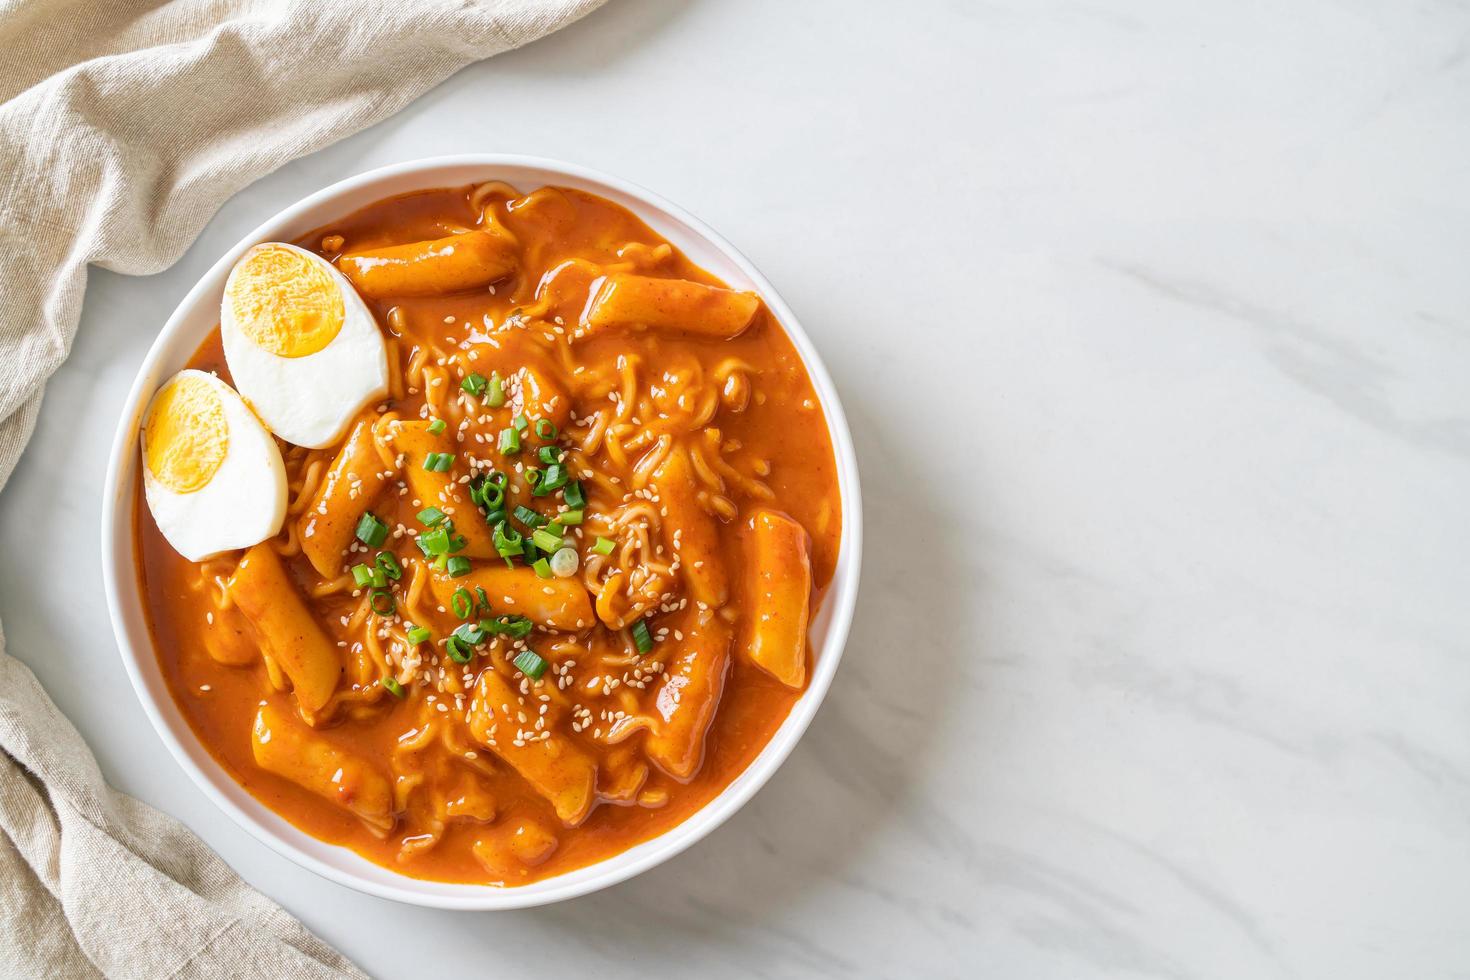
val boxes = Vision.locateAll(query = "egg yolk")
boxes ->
[226,244,344,357]
[145,375,228,493]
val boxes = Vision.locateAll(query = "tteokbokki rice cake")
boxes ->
[135,181,841,885]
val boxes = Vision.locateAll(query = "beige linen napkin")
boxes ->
[0,1,604,976]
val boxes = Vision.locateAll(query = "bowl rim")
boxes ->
[99,154,863,910]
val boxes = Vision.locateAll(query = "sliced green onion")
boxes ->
[382,676,405,698]
[631,618,653,654]
[498,427,520,455]
[425,452,455,472]
[351,563,374,588]
[452,622,487,646]
[563,481,585,509]
[532,557,552,579]
[493,521,523,558]
[451,587,474,619]
[550,547,579,578]
[471,474,506,511]
[593,536,616,556]
[446,555,472,578]
[447,532,468,554]
[554,509,583,527]
[406,626,431,645]
[482,508,506,527]
[428,418,447,435]
[376,551,403,581]
[514,505,547,528]
[481,614,533,639]
[355,512,389,548]
[531,528,563,553]
[512,413,529,433]
[370,588,396,616]
[524,467,543,492]
[535,418,558,440]
[486,371,506,408]
[418,526,451,556]
[474,586,491,613]
[513,650,548,680]
[522,537,540,564]
[533,463,568,496]
[417,506,447,527]
[461,372,488,396]
[444,635,472,664]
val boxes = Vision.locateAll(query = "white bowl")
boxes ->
[101,155,862,910]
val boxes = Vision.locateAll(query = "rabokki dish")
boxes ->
[134,180,841,885]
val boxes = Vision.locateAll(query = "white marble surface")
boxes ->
[2,0,1467,976]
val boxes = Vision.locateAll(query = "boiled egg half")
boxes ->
[141,370,287,561]
[221,242,388,448]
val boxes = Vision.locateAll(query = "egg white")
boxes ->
[220,243,388,449]
[142,370,287,562]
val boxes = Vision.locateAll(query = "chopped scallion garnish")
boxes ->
[532,557,552,579]
[593,536,616,555]
[486,372,506,408]
[549,547,579,578]
[406,626,431,645]
[533,462,568,496]
[376,551,402,581]
[461,372,488,396]
[355,513,389,548]
[471,473,506,512]
[480,614,533,639]
[428,418,447,435]
[631,619,653,654]
[513,650,548,680]
[563,481,585,509]
[493,521,523,558]
[417,506,447,527]
[452,622,487,646]
[444,636,473,664]
[370,588,396,616]
[498,427,520,455]
[446,555,472,577]
[514,505,547,528]
[382,676,405,698]
[418,527,451,556]
[451,587,474,619]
